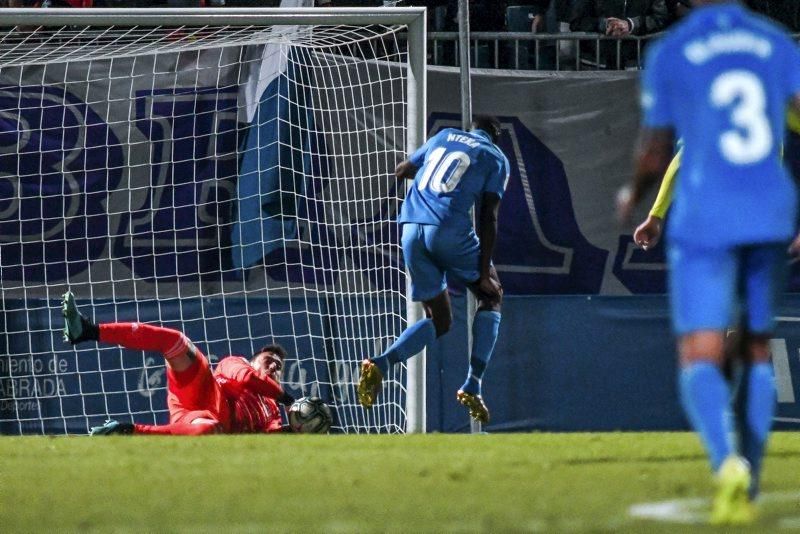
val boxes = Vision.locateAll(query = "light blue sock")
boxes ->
[371,318,436,375]
[460,311,501,395]
[679,362,733,472]
[739,363,776,499]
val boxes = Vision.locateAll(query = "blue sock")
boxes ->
[679,362,733,472]
[460,311,501,395]
[371,318,436,375]
[738,363,776,499]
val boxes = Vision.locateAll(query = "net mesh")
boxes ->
[0,18,411,434]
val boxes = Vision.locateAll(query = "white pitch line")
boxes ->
[628,498,706,524]
[628,491,800,524]
[779,517,800,529]
[776,316,800,322]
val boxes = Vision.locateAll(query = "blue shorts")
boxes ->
[668,242,787,335]
[402,223,481,302]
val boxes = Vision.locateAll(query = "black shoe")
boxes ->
[89,420,134,436]
[62,291,99,345]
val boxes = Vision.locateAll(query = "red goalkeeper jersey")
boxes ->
[214,356,284,433]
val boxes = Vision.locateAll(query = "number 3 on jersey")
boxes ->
[417,147,471,193]
[710,69,773,165]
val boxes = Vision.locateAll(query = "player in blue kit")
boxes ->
[616,0,800,525]
[357,115,510,424]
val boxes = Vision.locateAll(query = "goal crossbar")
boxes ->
[0,7,426,28]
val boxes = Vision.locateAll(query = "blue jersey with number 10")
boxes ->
[642,3,800,248]
[398,128,509,232]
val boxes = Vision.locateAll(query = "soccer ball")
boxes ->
[287,396,333,434]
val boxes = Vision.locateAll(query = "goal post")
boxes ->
[0,7,426,434]
[404,10,427,435]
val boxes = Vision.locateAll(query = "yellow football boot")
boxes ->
[456,390,490,424]
[357,359,383,409]
[710,455,755,526]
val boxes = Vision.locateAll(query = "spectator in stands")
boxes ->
[0,0,232,5]
[504,1,582,69]
[0,0,92,6]
[163,0,225,6]
[504,1,550,33]
[570,0,669,37]
[507,0,582,33]
[402,1,450,32]
[315,0,383,5]
[223,1,280,6]
[445,0,506,32]
[666,0,692,21]
[747,0,800,31]
[423,0,505,67]
[501,1,558,69]
[569,0,669,68]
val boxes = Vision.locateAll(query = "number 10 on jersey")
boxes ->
[418,147,471,193]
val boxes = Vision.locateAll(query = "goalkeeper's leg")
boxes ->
[62,291,99,344]
[63,291,196,372]
[91,417,220,436]
[64,291,230,431]
[89,363,229,435]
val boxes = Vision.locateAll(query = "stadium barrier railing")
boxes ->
[418,31,800,71]
[425,31,654,71]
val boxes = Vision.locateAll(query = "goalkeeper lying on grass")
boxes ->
[61,291,295,435]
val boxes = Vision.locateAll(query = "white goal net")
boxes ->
[0,8,426,434]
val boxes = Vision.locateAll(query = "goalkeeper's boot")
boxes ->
[456,390,490,424]
[62,291,99,345]
[357,359,383,409]
[710,455,755,525]
[90,420,134,436]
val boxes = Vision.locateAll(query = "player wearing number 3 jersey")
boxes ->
[616,0,800,525]
[357,115,510,424]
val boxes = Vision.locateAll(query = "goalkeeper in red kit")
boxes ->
[60,291,295,435]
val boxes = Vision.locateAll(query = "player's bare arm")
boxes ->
[395,159,418,180]
[616,127,675,224]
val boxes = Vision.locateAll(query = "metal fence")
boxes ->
[425,31,800,71]
[428,31,653,71]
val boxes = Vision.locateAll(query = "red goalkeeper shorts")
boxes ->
[166,351,231,432]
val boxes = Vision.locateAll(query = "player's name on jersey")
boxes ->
[447,133,481,148]
[685,30,772,64]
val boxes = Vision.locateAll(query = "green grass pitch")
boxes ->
[2,432,800,532]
